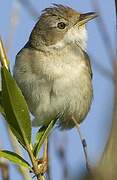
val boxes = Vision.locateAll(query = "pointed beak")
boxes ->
[75,12,98,26]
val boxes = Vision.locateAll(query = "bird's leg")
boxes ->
[72,117,91,173]
[37,138,48,176]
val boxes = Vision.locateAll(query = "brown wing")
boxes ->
[83,51,93,79]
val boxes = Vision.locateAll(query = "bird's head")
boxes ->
[29,4,97,51]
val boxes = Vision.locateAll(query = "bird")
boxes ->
[13,4,97,130]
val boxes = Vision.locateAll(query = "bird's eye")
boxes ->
[57,22,66,29]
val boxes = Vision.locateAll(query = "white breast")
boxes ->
[31,45,92,126]
[14,42,92,128]
[49,25,88,51]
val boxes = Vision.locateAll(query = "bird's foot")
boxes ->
[37,156,48,174]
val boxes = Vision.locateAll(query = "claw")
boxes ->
[56,112,65,120]
[37,157,48,174]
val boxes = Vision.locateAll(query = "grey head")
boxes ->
[28,4,97,51]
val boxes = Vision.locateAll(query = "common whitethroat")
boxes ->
[13,4,97,129]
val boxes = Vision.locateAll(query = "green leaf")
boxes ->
[0,150,31,169]
[0,104,5,116]
[33,119,57,157]
[0,91,5,117]
[1,66,31,146]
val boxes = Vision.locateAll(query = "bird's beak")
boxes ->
[75,12,97,26]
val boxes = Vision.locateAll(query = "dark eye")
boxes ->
[57,22,66,29]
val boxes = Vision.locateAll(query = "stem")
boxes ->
[0,161,9,180]
[47,137,51,180]
[0,36,44,180]
[72,117,91,173]
[0,37,9,69]
[26,143,46,180]
[0,36,45,180]
[8,127,31,180]
[42,138,48,160]
[38,174,45,180]
[26,144,39,179]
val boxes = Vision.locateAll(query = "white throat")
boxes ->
[49,25,88,51]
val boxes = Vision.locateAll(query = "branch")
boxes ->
[0,159,9,180]
[0,37,9,69]
[84,63,117,180]
[0,37,46,180]
[18,0,39,19]
[91,0,116,64]
[8,128,31,180]
[115,0,117,16]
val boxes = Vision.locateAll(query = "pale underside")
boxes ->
[13,25,93,129]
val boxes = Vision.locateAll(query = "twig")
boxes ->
[2,3,31,178]
[6,2,20,53]
[54,132,69,180]
[38,175,45,180]
[91,54,114,81]
[72,117,91,173]
[83,64,117,180]
[0,37,46,180]
[0,37,9,69]
[0,159,9,180]
[8,127,31,180]
[91,0,116,64]
[42,139,48,161]
[99,62,117,177]
[58,145,69,180]
[47,137,51,180]
[18,0,39,19]
[115,0,117,17]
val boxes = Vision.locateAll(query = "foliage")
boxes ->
[0,38,57,179]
